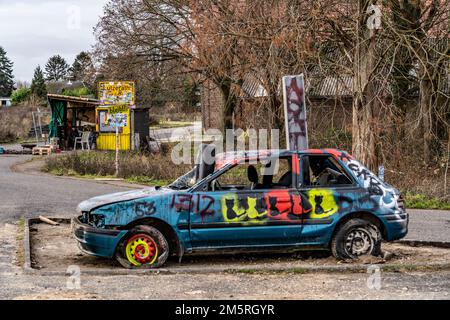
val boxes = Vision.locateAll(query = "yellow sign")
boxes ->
[108,104,129,115]
[98,81,135,106]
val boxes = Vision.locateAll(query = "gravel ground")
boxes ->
[1,222,449,300]
[29,221,450,272]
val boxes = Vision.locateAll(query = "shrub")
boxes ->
[10,88,31,105]
[62,87,93,98]
[405,193,450,210]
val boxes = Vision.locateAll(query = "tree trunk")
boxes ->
[220,81,235,133]
[420,75,434,164]
[352,0,379,171]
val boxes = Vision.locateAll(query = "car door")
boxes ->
[188,155,306,249]
[298,154,364,245]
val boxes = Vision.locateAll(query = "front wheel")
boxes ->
[331,218,382,260]
[116,225,169,268]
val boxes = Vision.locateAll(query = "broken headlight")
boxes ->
[82,212,105,228]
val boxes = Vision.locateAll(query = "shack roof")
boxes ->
[47,94,100,106]
[47,94,152,110]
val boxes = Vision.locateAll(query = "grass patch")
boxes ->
[126,176,172,186]
[287,267,308,274]
[43,149,191,186]
[405,193,450,210]
[232,269,262,274]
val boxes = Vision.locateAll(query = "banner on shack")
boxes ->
[98,81,135,107]
[282,74,308,151]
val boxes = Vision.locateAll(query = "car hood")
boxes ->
[77,187,175,213]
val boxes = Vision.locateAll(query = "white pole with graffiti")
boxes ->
[282,74,308,151]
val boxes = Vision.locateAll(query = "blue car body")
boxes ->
[73,149,408,259]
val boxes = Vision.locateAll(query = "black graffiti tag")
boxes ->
[135,201,157,217]
[196,195,215,216]
[348,163,383,196]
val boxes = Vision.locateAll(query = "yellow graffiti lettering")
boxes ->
[307,189,338,219]
[221,194,266,223]
[246,197,266,220]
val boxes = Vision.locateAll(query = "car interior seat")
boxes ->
[247,165,259,189]
[277,171,293,188]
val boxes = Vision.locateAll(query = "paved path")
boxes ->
[150,122,202,142]
[0,155,129,224]
[405,209,450,242]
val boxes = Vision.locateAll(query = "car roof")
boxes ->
[215,148,351,168]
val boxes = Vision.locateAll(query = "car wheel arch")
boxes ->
[330,211,387,244]
[118,217,182,257]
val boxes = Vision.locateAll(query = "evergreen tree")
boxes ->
[30,66,47,99]
[0,46,14,97]
[44,55,69,81]
[70,51,93,81]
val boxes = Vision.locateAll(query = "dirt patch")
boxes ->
[29,220,450,273]
[30,221,117,270]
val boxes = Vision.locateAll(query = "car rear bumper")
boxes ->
[72,216,127,258]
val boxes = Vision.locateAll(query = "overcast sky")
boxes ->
[0,0,109,82]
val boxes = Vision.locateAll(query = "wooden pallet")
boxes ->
[32,146,52,156]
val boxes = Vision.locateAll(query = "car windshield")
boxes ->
[167,166,197,190]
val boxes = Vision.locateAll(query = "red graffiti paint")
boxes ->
[171,194,193,211]
[265,190,303,220]
[292,154,300,175]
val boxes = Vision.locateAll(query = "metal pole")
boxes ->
[115,124,119,177]
[38,111,43,144]
[32,112,38,144]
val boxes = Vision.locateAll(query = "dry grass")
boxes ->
[43,150,191,184]
[0,106,35,142]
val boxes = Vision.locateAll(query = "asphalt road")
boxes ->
[0,154,448,241]
[0,155,128,224]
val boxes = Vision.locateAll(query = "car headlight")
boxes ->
[83,212,105,228]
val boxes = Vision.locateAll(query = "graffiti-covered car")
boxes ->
[73,148,408,268]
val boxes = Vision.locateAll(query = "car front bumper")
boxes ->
[384,211,409,241]
[72,216,128,258]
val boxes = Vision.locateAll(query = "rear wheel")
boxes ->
[331,218,381,260]
[116,225,169,268]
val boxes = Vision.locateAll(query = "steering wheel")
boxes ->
[326,167,343,178]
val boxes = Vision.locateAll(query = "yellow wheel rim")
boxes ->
[125,234,158,266]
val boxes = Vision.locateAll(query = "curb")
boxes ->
[23,218,450,276]
[23,218,33,272]
[397,240,450,249]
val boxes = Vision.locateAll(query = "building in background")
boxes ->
[0,97,12,107]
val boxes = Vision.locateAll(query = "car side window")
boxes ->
[300,155,353,187]
[211,156,293,191]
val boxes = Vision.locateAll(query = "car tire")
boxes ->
[116,225,169,269]
[331,218,382,260]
